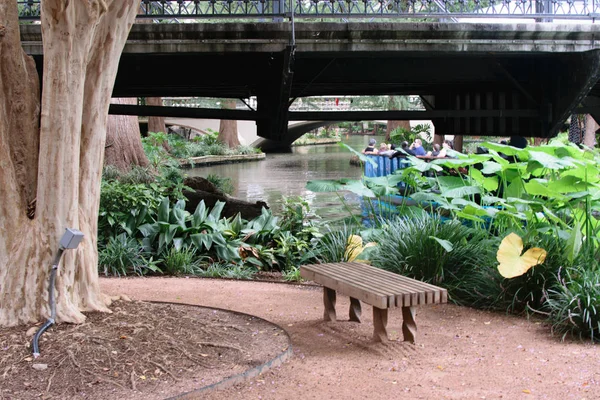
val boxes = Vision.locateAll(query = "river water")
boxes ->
[186,135,381,220]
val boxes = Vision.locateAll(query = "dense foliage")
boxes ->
[307,134,600,342]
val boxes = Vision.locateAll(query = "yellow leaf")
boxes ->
[344,235,376,262]
[522,389,531,394]
[497,233,546,278]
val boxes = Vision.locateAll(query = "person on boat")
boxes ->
[410,138,427,156]
[390,141,416,158]
[362,138,378,155]
[439,140,455,158]
[428,143,442,157]
[379,143,396,157]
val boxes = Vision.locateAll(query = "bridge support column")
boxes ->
[256,45,295,149]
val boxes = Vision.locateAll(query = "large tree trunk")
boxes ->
[584,114,597,147]
[146,97,166,133]
[0,0,139,327]
[385,96,410,141]
[105,98,149,172]
[218,99,240,148]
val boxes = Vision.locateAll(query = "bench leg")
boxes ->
[349,297,361,322]
[323,287,337,322]
[372,307,388,342]
[402,306,417,344]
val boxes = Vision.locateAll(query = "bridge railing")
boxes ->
[17,0,600,21]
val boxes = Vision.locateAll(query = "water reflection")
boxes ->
[186,135,382,220]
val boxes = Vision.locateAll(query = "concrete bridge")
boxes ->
[20,21,600,148]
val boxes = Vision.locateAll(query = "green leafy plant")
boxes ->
[99,234,161,277]
[546,263,600,342]
[159,245,203,275]
[207,174,234,194]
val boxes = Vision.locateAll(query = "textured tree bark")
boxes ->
[218,99,240,148]
[584,114,597,147]
[385,96,410,141]
[453,135,464,153]
[0,0,139,327]
[385,120,410,142]
[0,1,41,268]
[105,98,149,172]
[146,97,166,133]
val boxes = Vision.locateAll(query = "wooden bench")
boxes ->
[300,262,447,343]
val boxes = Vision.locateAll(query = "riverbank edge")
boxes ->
[292,138,341,146]
[180,153,266,168]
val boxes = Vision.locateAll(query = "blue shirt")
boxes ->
[413,146,426,156]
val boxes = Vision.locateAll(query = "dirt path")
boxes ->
[101,277,600,400]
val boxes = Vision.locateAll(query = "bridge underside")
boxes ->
[24,23,600,144]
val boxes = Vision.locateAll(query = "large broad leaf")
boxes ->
[523,179,552,197]
[432,156,487,168]
[436,176,467,191]
[407,157,443,173]
[455,211,486,222]
[429,236,454,252]
[480,161,503,175]
[548,175,592,194]
[496,233,547,279]
[171,207,188,229]
[443,185,481,199]
[565,221,583,264]
[481,195,506,205]
[306,180,345,193]
[208,200,226,222]
[138,223,159,239]
[191,232,213,251]
[344,180,376,197]
[505,179,525,199]
[192,201,208,227]
[483,142,529,159]
[528,151,574,170]
[469,168,499,192]
[562,163,600,183]
[157,197,170,223]
[410,191,448,206]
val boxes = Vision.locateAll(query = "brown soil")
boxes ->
[0,298,288,399]
[4,276,600,399]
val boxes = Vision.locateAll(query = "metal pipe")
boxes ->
[32,248,64,358]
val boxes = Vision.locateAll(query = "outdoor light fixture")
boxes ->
[32,228,84,358]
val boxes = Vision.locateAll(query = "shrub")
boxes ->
[370,214,495,286]
[207,174,234,194]
[547,263,600,342]
[99,234,160,277]
[313,224,359,264]
[159,246,203,275]
[196,263,256,280]
[120,166,155,185]
[102,165,121,181]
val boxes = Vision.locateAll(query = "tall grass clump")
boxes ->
[159,246,203,275]
[546,262,600,342]
[313,223,360,263]
[207,174,234,194]
[99,234,160,277]
[371,214,496,287]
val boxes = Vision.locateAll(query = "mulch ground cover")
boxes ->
[0,300,289,400]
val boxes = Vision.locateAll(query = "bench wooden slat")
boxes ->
[300,262,447,343]
[322,263,429,307]
[301,268,389,309]
[315,263,424,307]
[303,262,445,307]
[317,262,447,298]
[302,263,439,308]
